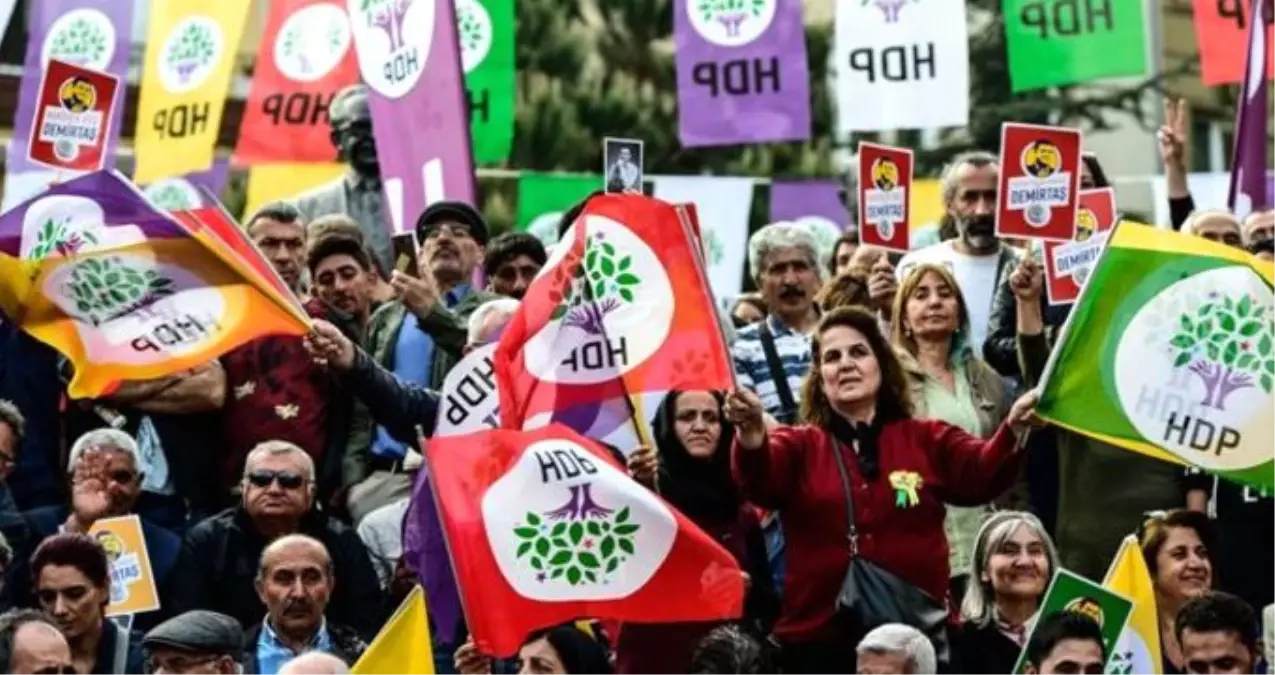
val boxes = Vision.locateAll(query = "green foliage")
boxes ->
[1169,295,1275,393]
[513,506,640,586]
[65,257,175,326]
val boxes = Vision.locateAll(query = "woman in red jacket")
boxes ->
[725,307,1040,673]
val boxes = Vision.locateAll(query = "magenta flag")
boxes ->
[1227,0,1271,216]
[347,0,477,234]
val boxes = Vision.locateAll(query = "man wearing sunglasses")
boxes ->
[0,608,74,675]
[183,441,384,639]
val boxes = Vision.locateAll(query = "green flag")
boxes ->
[1014,569,1134,674]
[1002,0,1148,92]
[458,0,515,165]
[516,173,600,246]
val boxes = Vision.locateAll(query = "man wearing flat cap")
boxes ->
[143,610,243,674]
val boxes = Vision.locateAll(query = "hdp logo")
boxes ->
[159,17,225,94]
[861,0,919,23]
[456,0,494,74]
[43,9,116,70]
[871,157,900,191]
[57,77,97,113]
[348,0,434,99]
[688,0,778,47]
[274,4,353,83]
[1022,140,1063,179]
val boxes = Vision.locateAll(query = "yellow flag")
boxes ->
[133,0,251,184]
[244,163,345,217]
[352,586,436,675]
[1102,535,1163,674]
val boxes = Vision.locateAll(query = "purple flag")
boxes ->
[674,0,812,147]
[770,180,848,270]
[9,0,133,176]
[1227,0,1270,216]
[403,466,461,641]
[347,0,477,234]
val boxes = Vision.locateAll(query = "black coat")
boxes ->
[952,620,1023,675]
[181,507,386,638]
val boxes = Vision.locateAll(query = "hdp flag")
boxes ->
[351,585,435,674]
[426,424,745,657]
[0,171,309,399]
[1103,536,1163,675]
[1036,222,1274,491]
[1227,0,1270,216]
[494,194,734,430]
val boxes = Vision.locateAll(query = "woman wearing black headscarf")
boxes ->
[614,390,777,674]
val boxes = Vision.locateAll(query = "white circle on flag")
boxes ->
[686,0,777,47]
[347,0,435,99]
[455,0,493,74]
[273,3,353,82]
[1114,265,1274,472]
[144,179,203,211]
[526,211,564,247]
[17,194,147,261]
[481,437,677,601]
[524,214,675,384]
[42,8,116,70]
[158,16,226,94]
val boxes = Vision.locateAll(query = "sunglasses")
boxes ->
[245,470,307,490]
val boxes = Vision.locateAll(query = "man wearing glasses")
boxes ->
[182,441,383,639]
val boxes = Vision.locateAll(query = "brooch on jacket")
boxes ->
[888,470,923,508]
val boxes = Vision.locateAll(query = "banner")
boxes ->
[995,122,1083,242]
[769,180,847,267]
[1193,0,1275,86]
[244,162,345,217]
[1013,569,1133,673]
[9,0,133,176]
[89,515,160,617]
[857,142,913,253]
[27,59,121,173]
[133,0,252,184]
[1002,0,1149,92]
[651,176,753,305]
[673,0,811,147]
[834,0,967,132]
[348,0,477,234]
[516,173,599,247]
[1103,536,1163,675]
[141,157,231,211]
[1043,187,1116,306]
[234,0,359,164]
[459,0,515,165]
[1227,0,1271,217]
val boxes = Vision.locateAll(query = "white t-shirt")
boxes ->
[896,241,1011,357]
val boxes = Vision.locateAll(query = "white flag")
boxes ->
[649,175,753,306]
[834,0,969,133]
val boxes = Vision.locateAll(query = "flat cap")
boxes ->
[143,610,244,655]
[415,201,489,246]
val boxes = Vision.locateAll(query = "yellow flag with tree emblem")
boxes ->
[133,0,250,183]
[1103,535,1163,674]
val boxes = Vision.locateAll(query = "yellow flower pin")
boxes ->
[888,470,923,508]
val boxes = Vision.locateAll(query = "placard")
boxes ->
[1013,568,1133,673]
[89,515,160,617]
[857,142,913,252]
[1043,187,1117,305]
[27,58,120,172]
[996,122,1082,242]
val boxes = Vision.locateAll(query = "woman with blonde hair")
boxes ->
[890,263,1019,603]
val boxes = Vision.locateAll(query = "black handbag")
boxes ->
[827,435,951,663]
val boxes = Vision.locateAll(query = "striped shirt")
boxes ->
[731,315,814,422]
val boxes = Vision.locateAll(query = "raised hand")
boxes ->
[303,319,355,370]
[724,388,766,450]
[626,445,659,487]
[391,270,439,316]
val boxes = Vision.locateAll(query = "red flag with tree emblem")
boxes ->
[426,424,744,657]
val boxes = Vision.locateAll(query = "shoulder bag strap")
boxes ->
[827,435,861,557]
[758,322,798,419]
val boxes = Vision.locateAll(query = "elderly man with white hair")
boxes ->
[856,624,938,674]
[183,441,384,639]
[18,429,198,629]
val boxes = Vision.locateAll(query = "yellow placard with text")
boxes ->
[133,0,251,184]
[244,162,346,216]
[88,515,160,617]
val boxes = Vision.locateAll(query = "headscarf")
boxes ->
[651,390,740,525]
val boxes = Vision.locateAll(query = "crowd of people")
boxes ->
[0,94,1269,675]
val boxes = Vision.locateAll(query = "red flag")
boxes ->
[171,205,300,313]
[427,424,745,657]
[494,194,733,429]
[233,0,359,163]
[1192,0,1275,86]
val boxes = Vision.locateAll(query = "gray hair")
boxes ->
[1182,210,1241,237]
[467,297,520,346]
[747,221,821,281]
[243,440,316,482]
[939,150,998,207]
[961,511,1059,628]
[67,429,139,474]
[245,201,303,233]
[856,623,937,674]
[0,400,24,445]
[278,652,350,675]
[257,533,332,581]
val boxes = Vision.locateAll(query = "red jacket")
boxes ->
[732,418,1024,643]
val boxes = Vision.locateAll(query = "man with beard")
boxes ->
[415,201,501,320]
[246,535,367,674]
[896,151,1019,360]
[483,232,546,299]
[293,85,393,271]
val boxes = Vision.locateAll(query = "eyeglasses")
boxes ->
[421,223,472,241]
[245,470,307,490]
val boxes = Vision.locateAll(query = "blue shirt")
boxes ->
[256,618,333,675]
[371,314,435,459]
[445,283,472,309]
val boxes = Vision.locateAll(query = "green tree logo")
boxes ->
[64,257,176,327]
[456,1,491,72]
[1168,292,1274,410]
[513,490,640,587]
[146,183,198,211]
[861,0,917,23]
[165,22,217,85]
[47,17,108,66]
[29,216,99,261]
[696,0,769,38]
[547,234,640,334]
